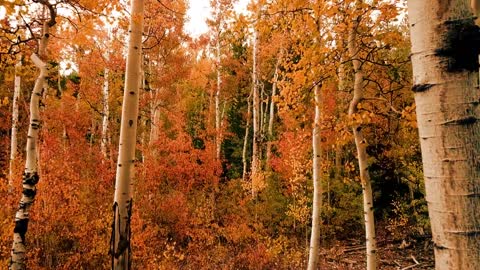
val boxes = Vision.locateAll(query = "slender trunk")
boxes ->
[408,1,480,268]
[149,97,160,145]
[251,28,261,195]
[242,91,252,181]
[101,67,110,158]
[58,70,68,147]
[348,10,377,269]
[335,143,342,182]
[111,0,144,269]
[9,56,21,188]
[266,59,279,169]
[10,20,52,270]
[139,58,146,163]
[307,85,323,270]
[215,35,222,160]
[260,86,264,136]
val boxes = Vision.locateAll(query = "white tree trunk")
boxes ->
[215,35,222,160]
[251,28,261,195]
[9,56,21,188]
[101,67,109,158]
[111,0,144,268]
[149,97,160,145]
[266,59,279,168]
[260,86,265,135]
[242,91,252,181]
[348,11,377,270]
[307,85,323,270]
[10,20,51,270]
[408,1,480,269]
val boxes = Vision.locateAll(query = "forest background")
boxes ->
[0,0,436,269]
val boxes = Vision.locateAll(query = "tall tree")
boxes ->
[9,5,56,268]
[101,59,110,158]
[111,0,144,268]
[209,0,235,160]
[348,1,377,269]
[307,84,323,270]
[9,54,21,187]
[408,1,480,268]
[100,32,111,159]
[251,13,261,195]
[214,1,223,161]
[265,55,280,168]
[243,90,252,181]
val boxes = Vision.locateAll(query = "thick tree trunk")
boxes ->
[348,10,377,270]
[251,28,261,195]
[111,0,144,269]
[408,1,480,269]
[9,56,21,188]
[10,20,51,270]
[307,85,323,270]
[101,67,109,158]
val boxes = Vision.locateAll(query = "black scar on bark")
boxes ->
[109,202,117,268]
[434,242,448,250]
[412,84,434,93]
[435,19,480,73]
[456,116,478,125]
[22,188,36,197]
[23,172,39,186]
[110,199,133,263]
[14,218,29,243]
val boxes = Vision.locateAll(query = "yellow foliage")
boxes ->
[1,97,9,107]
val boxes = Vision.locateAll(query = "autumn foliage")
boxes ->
[0,0,433,269]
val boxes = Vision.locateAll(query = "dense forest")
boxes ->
[0,0,479,269]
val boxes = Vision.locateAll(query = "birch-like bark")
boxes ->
[307,85,323,270]
[266,59,279,168]
[348,6,377,269]
[101,67,109,158]
[215,31,222,160]
[9,56,21,187]
[260,86,265,135]
[408,1,480,268]
[251,28,261,195]
[111,0,144,269]
[10,19,52,270]
[149,94,160,145]
[242,91,252,181]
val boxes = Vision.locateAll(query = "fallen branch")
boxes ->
[411,255,420,264]
[400,255,422,270]
[401,262,423,270]
[344,245,365,252]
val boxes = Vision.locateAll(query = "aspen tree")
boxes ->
[101,65,109,158]
[307,84,322,270]
[348,2,377,268]
[211,0,234,160]
[100,31,111,158]
[10,9,55,269]
[9,55,21,188]
[408,1,480,268]
[265,57,279,168]
[215,11,222,160]
[251,26,261,195]
[242,91,252,181]
[111,0,144,268]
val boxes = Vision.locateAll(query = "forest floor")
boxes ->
[318,233,434,269]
